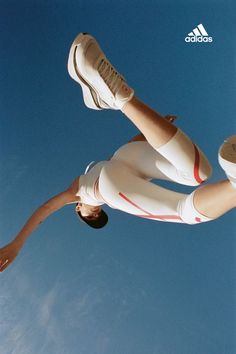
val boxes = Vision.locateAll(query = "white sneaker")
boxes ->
[67,32,134,110]
[218,135,236,188]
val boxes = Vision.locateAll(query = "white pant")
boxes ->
[99,129,213,224]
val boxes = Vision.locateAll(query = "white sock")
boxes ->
[226,174,236,189]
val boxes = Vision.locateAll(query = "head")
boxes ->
[76,202,101,219]
[75,202,108,229]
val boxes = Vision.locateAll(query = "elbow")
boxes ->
[41,202,54,213]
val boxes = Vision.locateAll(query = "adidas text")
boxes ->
[185,36,213,43]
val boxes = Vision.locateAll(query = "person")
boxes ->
[0,32,236,273]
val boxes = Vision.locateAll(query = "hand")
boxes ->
[0,241,21,273]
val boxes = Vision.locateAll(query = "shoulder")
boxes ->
[67,176,81,195]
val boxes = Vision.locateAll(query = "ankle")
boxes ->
[121,95,136,113]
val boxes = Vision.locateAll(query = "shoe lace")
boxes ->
[98,58,125,95]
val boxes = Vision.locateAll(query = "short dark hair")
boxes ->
[75,204,108,229]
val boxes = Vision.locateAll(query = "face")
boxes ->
[76,203,102,221]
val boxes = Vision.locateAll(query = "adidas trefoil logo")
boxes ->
[185,24,213,43]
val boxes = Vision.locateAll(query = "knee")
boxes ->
[203,160,213,180]
[178,191,213,224]
[191,159,213,186]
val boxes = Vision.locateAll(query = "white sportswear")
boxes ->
[77,128,214,224]
[76,161,106,206]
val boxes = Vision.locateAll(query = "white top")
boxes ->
[76,161,107,206]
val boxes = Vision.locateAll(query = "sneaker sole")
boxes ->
[67,33,103,110]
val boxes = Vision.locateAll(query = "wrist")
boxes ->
[13,236,25,249]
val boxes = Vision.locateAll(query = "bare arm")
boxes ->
[14,190,78,246]
[0,177,80,272]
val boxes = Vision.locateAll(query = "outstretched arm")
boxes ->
[0,177,80,272]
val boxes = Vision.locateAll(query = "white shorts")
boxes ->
[99,129,213,225]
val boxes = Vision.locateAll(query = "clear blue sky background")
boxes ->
[0,1,235,353]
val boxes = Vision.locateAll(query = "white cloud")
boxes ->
[0,267,66,354]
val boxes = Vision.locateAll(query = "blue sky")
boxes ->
[0,0,235,353]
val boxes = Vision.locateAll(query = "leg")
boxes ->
[193,180,236,218]
[69,33,212,185]
[122,96,177,148]
[121,96,212,186]
[99,159,189,223]
[111,140,205,186]
[99,159,213,224]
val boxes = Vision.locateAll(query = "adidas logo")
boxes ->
[185,24,213,43]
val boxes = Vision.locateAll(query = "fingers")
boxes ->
[0,242,20,272]
[0,258,10,272]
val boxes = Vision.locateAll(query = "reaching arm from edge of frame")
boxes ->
[0,177,81,273]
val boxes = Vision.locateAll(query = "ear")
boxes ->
[75,203,81,212]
